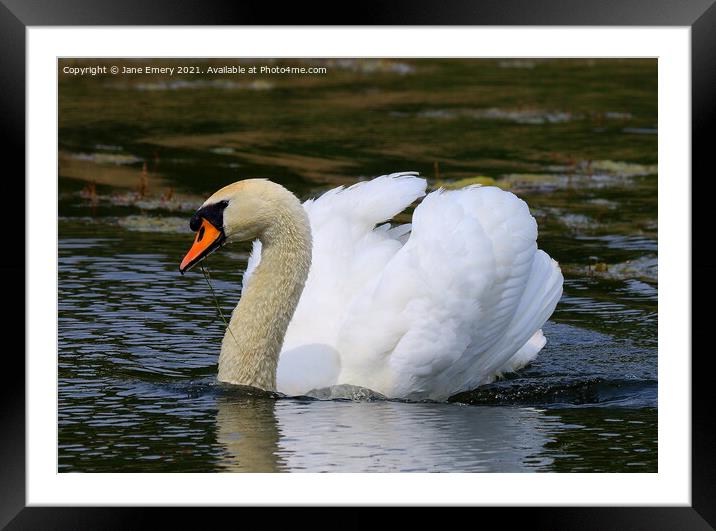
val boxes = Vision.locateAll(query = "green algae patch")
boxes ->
[435,175,507,190]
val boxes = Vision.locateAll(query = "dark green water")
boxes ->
[58,58,657,472]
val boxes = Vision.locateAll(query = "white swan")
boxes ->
[180,172,563,401]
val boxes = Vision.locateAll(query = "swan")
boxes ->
[179,172,563,401]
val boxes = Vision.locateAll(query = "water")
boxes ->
[58,58,657,472]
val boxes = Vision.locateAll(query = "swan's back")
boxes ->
[247,172,562,400]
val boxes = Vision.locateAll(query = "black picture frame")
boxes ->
[4,1,713,528]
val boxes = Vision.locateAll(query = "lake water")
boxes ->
[58,58,657,472]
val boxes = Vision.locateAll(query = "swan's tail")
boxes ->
[494,252,563,375]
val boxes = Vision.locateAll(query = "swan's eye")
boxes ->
[197,225,205,242]
[190,200,229,232]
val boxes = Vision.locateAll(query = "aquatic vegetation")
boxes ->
[582,159,658,177]
[94,192,202,213]
[434,175,504,190]
[430,168,655,194]
[415,107,579,124]
[558,213,595,230]
[498,59,538,69]
[210,146,235,155]
[315,58,415,75]
[623,127,657,135]
[70,183,205,215]
[497,168,655,192]
[115,215,191,234]
[114,79,274,91]
[561,256,657,283]
[603,111,633,120]
[67,151,143,165]
[586,198,619,209]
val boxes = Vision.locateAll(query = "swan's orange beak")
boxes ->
[180,218,225,274]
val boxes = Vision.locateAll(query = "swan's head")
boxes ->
[179,179,298,273]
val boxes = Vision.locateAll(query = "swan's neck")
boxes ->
[217,202,311,391]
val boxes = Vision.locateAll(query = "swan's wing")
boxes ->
[267,172,427,394]
[334,185,563,400]
[243,172,424,292]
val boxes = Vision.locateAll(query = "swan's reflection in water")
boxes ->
[216,396,559,472]
[215,396,286,472]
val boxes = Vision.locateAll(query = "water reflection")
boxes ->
[214,394,657,473]
[216,396,285,472]
[215,395,559,472]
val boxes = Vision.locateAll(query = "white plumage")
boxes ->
[241,172,563,400]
